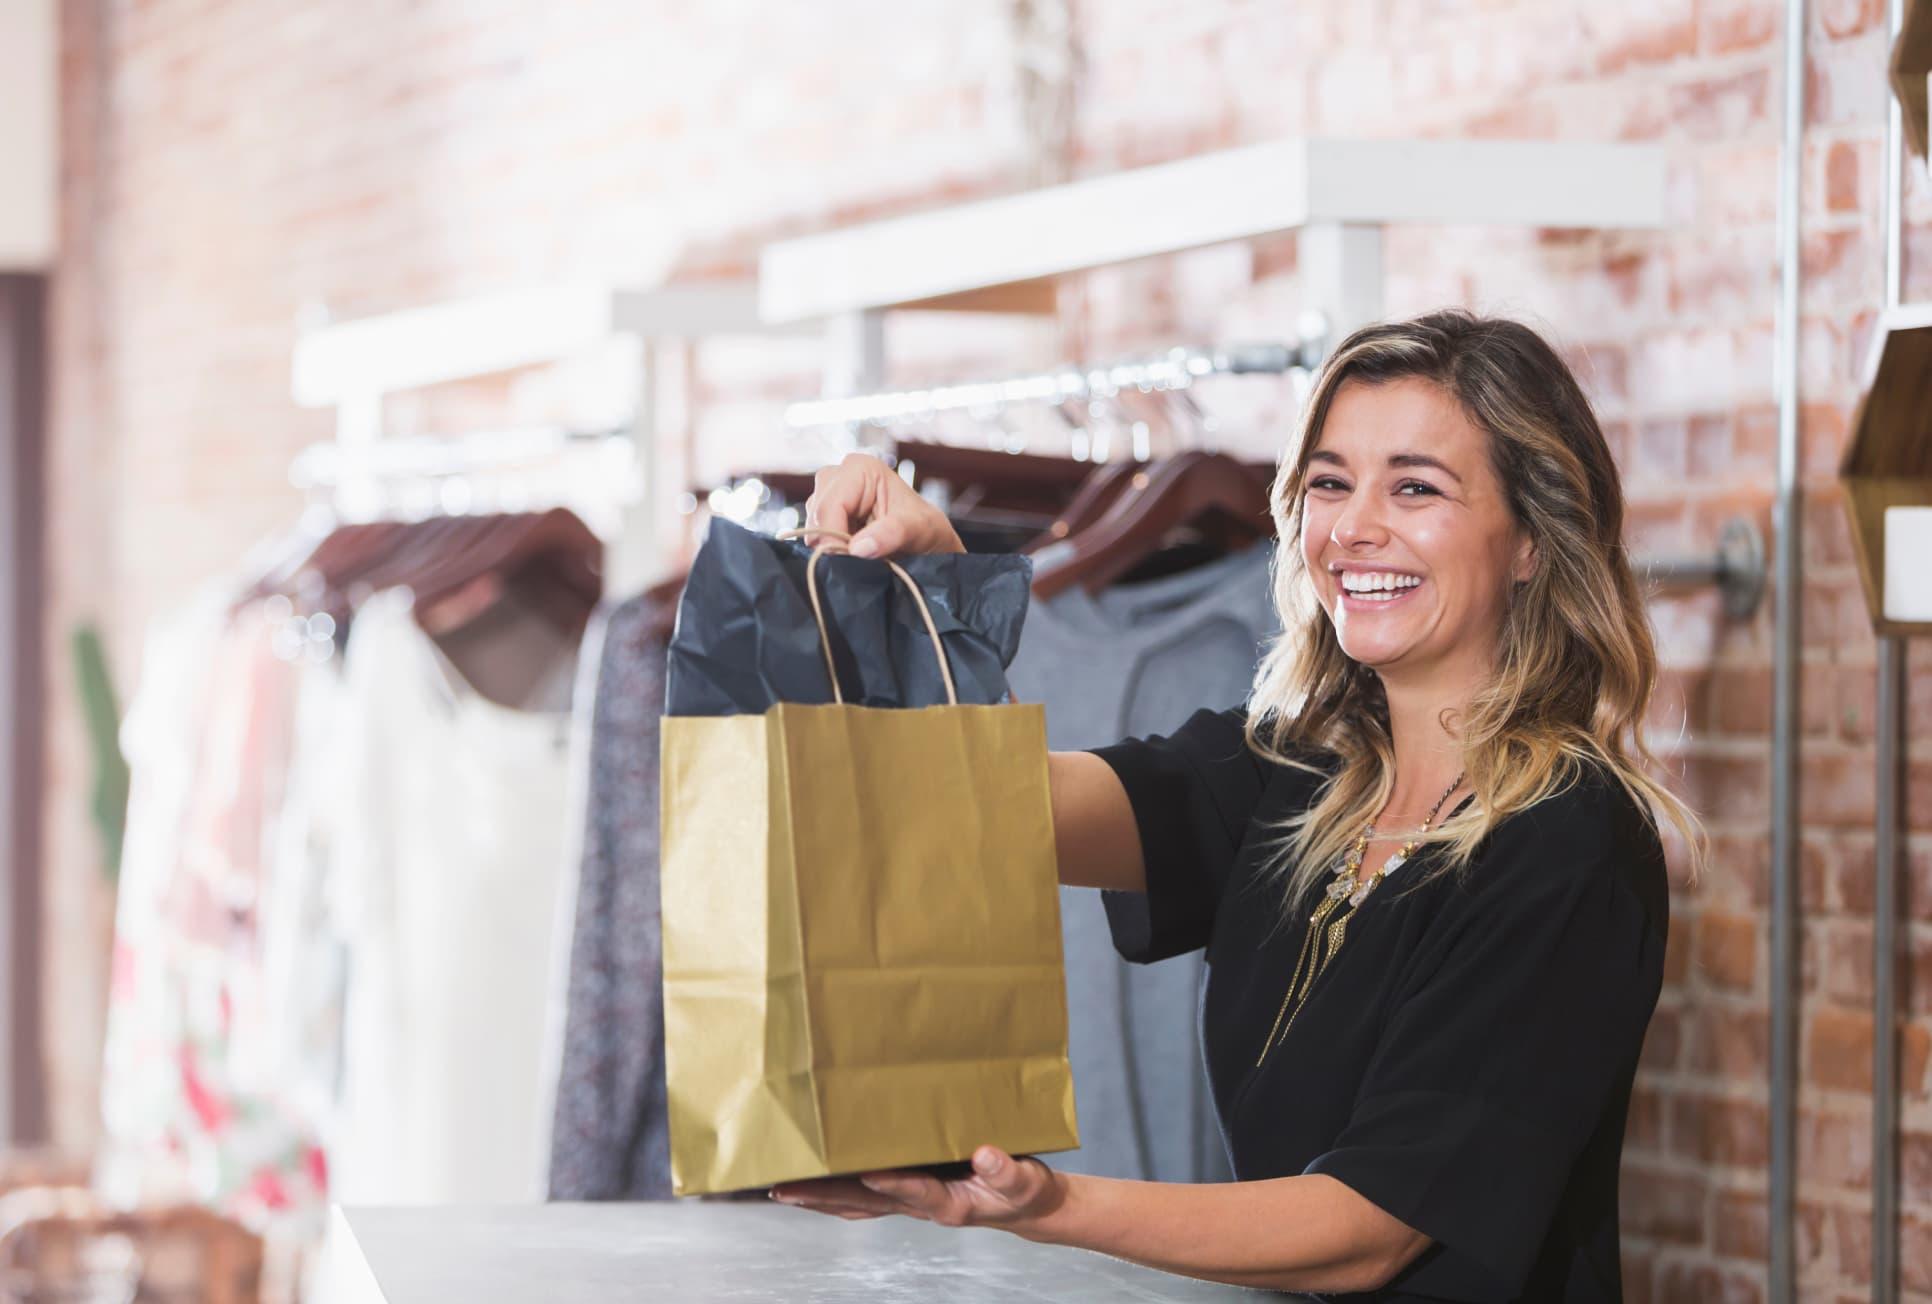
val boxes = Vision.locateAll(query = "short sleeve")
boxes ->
[1088,707,1270,963]
[1301,785,1667,1297]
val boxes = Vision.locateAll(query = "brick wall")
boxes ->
[43,1,1930,1296]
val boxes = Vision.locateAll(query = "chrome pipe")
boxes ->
[1639,518,1767,619]
[1770,0,1808,1296]
[1873,0,1906,1296]
[783,339,1319,431]
[1876,639,1904,1301]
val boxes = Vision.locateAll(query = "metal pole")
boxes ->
[1876,639,1903,1301]
[1873,0,1906,1296]
[1769,0,1808,1296]
[784,340,1311,431]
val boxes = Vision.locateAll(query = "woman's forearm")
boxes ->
[1023,1171,1424,1295]
[1047,751,1146,892]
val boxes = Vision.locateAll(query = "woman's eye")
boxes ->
[1395,480,1441,497]
[1308,476,1349,492]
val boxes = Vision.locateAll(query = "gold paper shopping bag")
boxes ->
[660,536,1078,1196]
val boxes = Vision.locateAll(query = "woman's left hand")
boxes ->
[771,1146,1067,1236]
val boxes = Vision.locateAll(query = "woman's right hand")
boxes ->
[805,452,966,558]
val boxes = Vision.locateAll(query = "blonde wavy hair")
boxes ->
[1246,309,1704,909]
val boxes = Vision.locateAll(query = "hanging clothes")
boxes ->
[98,597,330,1231]
[542,593,675,1201]
[1006,542,1277,1184]
[330,590,574,1205]
[254,656,353,1160]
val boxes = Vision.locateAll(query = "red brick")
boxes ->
[1802,226,1880,308]
[1806,1006,1874,1091]
[1655,1259,1764,1304]
[1817,923,1874,1005]
[1834,1201,1873,1284]
[1817,0,1884,38]
[1667,67,1773,142]
[1634,415,1691,482]
[1641,1005,1685,1071]
[1835,665,1876,742]
[1628,1083,1668,1152]
[1715,1190,1831,1267]
[1732,403,1779,479]
[1697,912,1760,991]
[1685,411,1735,479]
[1673,1093,1772,1168]
[1710,832,1774,908]
[1803,486,1858,569]
[1698,0,1779,53]
[1686,1004,1771,1079]
[1623,1249,1656,1304]
[1711,1185,1767,1259]
[1801,749,1879,827]
[1799,401,1851,480]
[1803,580,1875,657]
[1903,1214,1932,1293]
[1623,1165,1709,1245]
[1823,139,1862,214]
[1807,37,1894,129]
[1800,1108,1873,1188]
[1903,1129,1932,1204]
[1663,915,1694,986]
[1907,934,1932,1018]
[1682,753,1773,825]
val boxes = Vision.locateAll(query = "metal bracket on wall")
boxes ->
[1639,516,1768,620]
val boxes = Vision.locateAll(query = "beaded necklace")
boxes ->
[1255,774,1466,1068]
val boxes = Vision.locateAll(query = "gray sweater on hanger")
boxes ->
[1007,542,1277,1185]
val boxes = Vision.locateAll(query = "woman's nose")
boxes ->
[1331,489,1389,549]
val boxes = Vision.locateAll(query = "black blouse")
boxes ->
[1091,708,1668,1303]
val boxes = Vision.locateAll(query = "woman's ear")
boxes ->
[1510,532,1537,585]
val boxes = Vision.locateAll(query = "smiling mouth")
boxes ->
[1335,572,1424,604]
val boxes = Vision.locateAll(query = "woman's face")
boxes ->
[1298,376,1533,686]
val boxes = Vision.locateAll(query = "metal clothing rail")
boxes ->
[1770,0,1809,1294]
[286,426,640,533]
[783,339,1322,430]
[1874,0,1910,1297]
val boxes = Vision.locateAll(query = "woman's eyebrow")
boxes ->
[1309,448,1464,485]
[1388,453,1464,485]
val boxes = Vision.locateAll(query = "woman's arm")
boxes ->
[1048,751,1144,892]
[1031,1167,1431,1294]
[773,1147,1432,1295]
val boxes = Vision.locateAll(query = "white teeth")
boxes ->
[1338,571,1421,595]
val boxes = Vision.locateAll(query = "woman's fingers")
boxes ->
[772,1177,876,1205]
[772,1185,901,1220]
[801,452,964,558]
[769,1150,1061,1231]
[849,514,905,559]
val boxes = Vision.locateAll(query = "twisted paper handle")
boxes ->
[774,527,961,707]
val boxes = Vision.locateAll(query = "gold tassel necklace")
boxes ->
[1255,774,1466,1068]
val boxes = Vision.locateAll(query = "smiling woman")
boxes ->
[783,310,1704,1303]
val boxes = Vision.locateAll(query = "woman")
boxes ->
[773,310,1702,1301]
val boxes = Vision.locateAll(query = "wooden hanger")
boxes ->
[892,439,1094,517]
[408,509,603,636]
[1029,450,1274,600]
[1022,459,1147,555]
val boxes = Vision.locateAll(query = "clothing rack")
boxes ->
[290,280,810,591]
[783,342,1768,621]
[783,339,1321,431]
[288,426,638,533]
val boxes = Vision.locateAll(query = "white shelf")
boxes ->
[758,137,1670,324]
[292,282,780,409]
